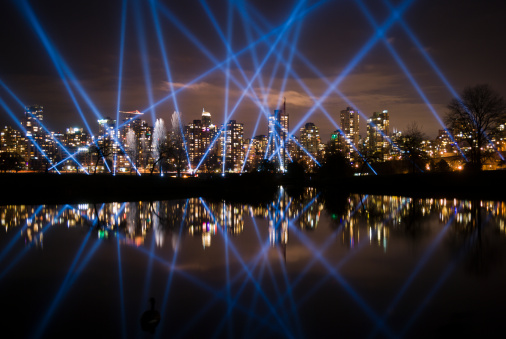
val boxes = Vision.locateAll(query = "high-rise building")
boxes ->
[340,107,360,160]
[219,120,244,172]
[245,135,268,171]
[185,119,204,168]
[299,122,320,171]
[183,109,218,173]
[267,105,289,171]
[98,117,116,137]
[202,108,212,127]
[366,110,390,161]
[1,126,26,156]
[0,125,26,171]
[21,105,56,170]
[201,109,217,167]
[435,128,457,157]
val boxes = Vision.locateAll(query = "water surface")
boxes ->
[1,188,506,338]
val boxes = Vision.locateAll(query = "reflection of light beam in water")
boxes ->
[173,200,288,338]
[286,223,396,338]
[156,200,189,339]
[294,198,410,310]
[0,205,43,265]
[31,206,105,339]
[116,235,127,339]
[368,210,458,338]
[399,213,493,337]
[199,199,294,337]
[0,205,70,281]
[137,202,160,337]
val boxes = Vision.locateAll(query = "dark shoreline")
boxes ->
[0,170,505,205]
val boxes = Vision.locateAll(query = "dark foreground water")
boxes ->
[1,188,506,338]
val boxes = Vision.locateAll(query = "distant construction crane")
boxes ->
[119,110,144,115]
[117,110,145,130]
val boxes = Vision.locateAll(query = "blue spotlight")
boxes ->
[382,0,501,161]
[15,0,94,135]
[241,113,263,173]
[289,0,415,136]
[132,0,157,125]
[114,0,129,175]
[150,0,180,113]
[356,0,468,161]
[0,79,25,108]
[0,97,60,173]
[240,8,383,173]
[25,111,88,173]
[144,0,323,115]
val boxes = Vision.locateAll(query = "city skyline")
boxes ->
[1,0,506,141]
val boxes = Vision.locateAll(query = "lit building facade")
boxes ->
[366,110,390,161]
[299,122,321,171]
[340,107,360,161]
[219,120,244,172]
[21,105,57,171]
[267,108,289,171]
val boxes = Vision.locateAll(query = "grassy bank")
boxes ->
[0,170,505,205]
[314,170,506,201]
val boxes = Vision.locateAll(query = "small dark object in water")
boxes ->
[140,297,160,333]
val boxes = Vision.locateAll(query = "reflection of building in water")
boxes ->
[298,201,323,230]
[217,202,245,235]
[249,187,322,225]
[2,196,506,252]
[268,201,288,246]
[186,199,246,248]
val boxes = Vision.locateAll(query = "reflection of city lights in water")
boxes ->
[1,193,506,337]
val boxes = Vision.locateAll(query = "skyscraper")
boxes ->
[298,122,320,171]
[366,110,390,161]
[22,105,56,170]
[202,108,211,127]
[267,103,289,171]
[185,119,203,168]
[219,120,244,172]
[340,107,360,160]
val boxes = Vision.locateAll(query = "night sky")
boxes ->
[1,0,505,140]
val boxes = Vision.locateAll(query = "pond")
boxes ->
[1,187,506,338]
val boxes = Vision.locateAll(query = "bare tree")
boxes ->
[90,136,114,174]
[399,122,427,173]
[445,84,506,170]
